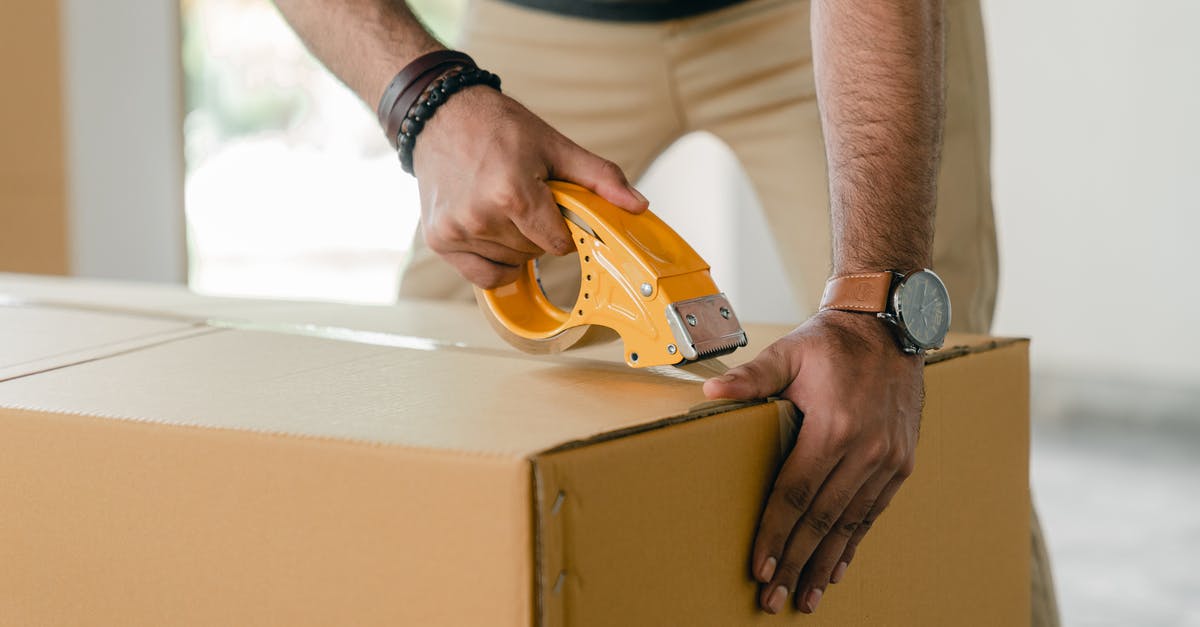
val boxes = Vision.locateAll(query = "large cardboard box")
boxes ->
[0,275,1030,626]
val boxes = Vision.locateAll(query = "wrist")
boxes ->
[813,308,907,353]
[368,44,445,108]
[819,269,951,355]
[375,50,485,153]
[396,68,502,174]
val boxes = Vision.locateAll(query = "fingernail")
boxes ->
[805,587,823,613]
[766,585,788,614]
[627,185,648,205]
[831,561,848,584]
[758,556,776,582]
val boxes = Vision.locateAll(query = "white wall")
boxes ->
[984,0,1200,386]
[60,0,186,282]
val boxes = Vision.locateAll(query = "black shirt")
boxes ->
[499,0,749,22]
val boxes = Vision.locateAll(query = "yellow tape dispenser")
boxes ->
[476,180,748,372]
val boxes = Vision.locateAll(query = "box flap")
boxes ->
[0,327,746,457]
[0,274,1021,457]
[0,303,209,381]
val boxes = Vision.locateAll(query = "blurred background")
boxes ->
[3,1,1198,624]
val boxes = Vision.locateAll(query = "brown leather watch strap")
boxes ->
[377,50,476,149]
[818,271,894,313]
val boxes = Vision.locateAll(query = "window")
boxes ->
[181,0,464,303]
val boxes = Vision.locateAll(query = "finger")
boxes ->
[510,182,574,256]
[459,206,546,257]
[548,140,648,213]
[423,211,541,260]
[443,238,538,268]
[442,251,524,289]
[752,437,839,614]
[482,226,545,257]
[703,339,799,400]
[837,474,906,574]
[762,462,869,614]
[750,402,833,586]
[794,467,893,610]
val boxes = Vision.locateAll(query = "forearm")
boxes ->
[273,0,443,106]
[812,0,945,274]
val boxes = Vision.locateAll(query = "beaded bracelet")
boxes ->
[376,50,477,151]
[396,67,502,174]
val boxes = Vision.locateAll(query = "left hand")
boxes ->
[702,309,924,614]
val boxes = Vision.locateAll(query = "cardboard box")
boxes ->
[0,275,1030,626]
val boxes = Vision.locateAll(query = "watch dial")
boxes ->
[895,271,951,348]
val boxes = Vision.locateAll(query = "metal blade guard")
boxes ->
[477,180,748,368]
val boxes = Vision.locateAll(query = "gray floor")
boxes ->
[1031,376,1200,627]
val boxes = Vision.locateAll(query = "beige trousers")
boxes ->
[399,0,997,333]
[399,0,1057,624]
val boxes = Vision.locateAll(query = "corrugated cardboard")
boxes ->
[0,275,1030,626]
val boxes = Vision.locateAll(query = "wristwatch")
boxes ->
[818,269,952,354]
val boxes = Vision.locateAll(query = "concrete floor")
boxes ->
[1031,385,1200,626]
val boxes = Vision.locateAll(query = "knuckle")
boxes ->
[461,210,491,236]
[803,509,836,536]
[829,423,859,449]
[598,158,627,182]
[863,438,892,466]
[839,511,867,536]
[423,228,450,254]
[491,186,526,215]
[896,455,917,478]
[780,483,814,512]
[426,217,463,249]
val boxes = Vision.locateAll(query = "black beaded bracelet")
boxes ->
[396,67,502,174]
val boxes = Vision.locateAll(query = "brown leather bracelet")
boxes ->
[376,50,477,149]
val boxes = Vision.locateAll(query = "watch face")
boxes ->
[894,270,951,349]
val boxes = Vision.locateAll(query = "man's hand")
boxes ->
[703,310,923,614]
[412,86,648,288]
[272,0,648,290]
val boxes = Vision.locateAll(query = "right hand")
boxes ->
[411,85,648,288]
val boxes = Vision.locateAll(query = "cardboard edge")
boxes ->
[536,399,773,457]
[925,336,1028,365]
[527,399,793,627]
[531,459,550,627]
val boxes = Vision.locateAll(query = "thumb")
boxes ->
[702,342,799,401]
[549,139,649,213]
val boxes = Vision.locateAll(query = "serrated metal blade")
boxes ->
[676,357,731,380]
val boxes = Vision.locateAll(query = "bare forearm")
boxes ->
[273,0,443,106]
[812,0,945,274]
